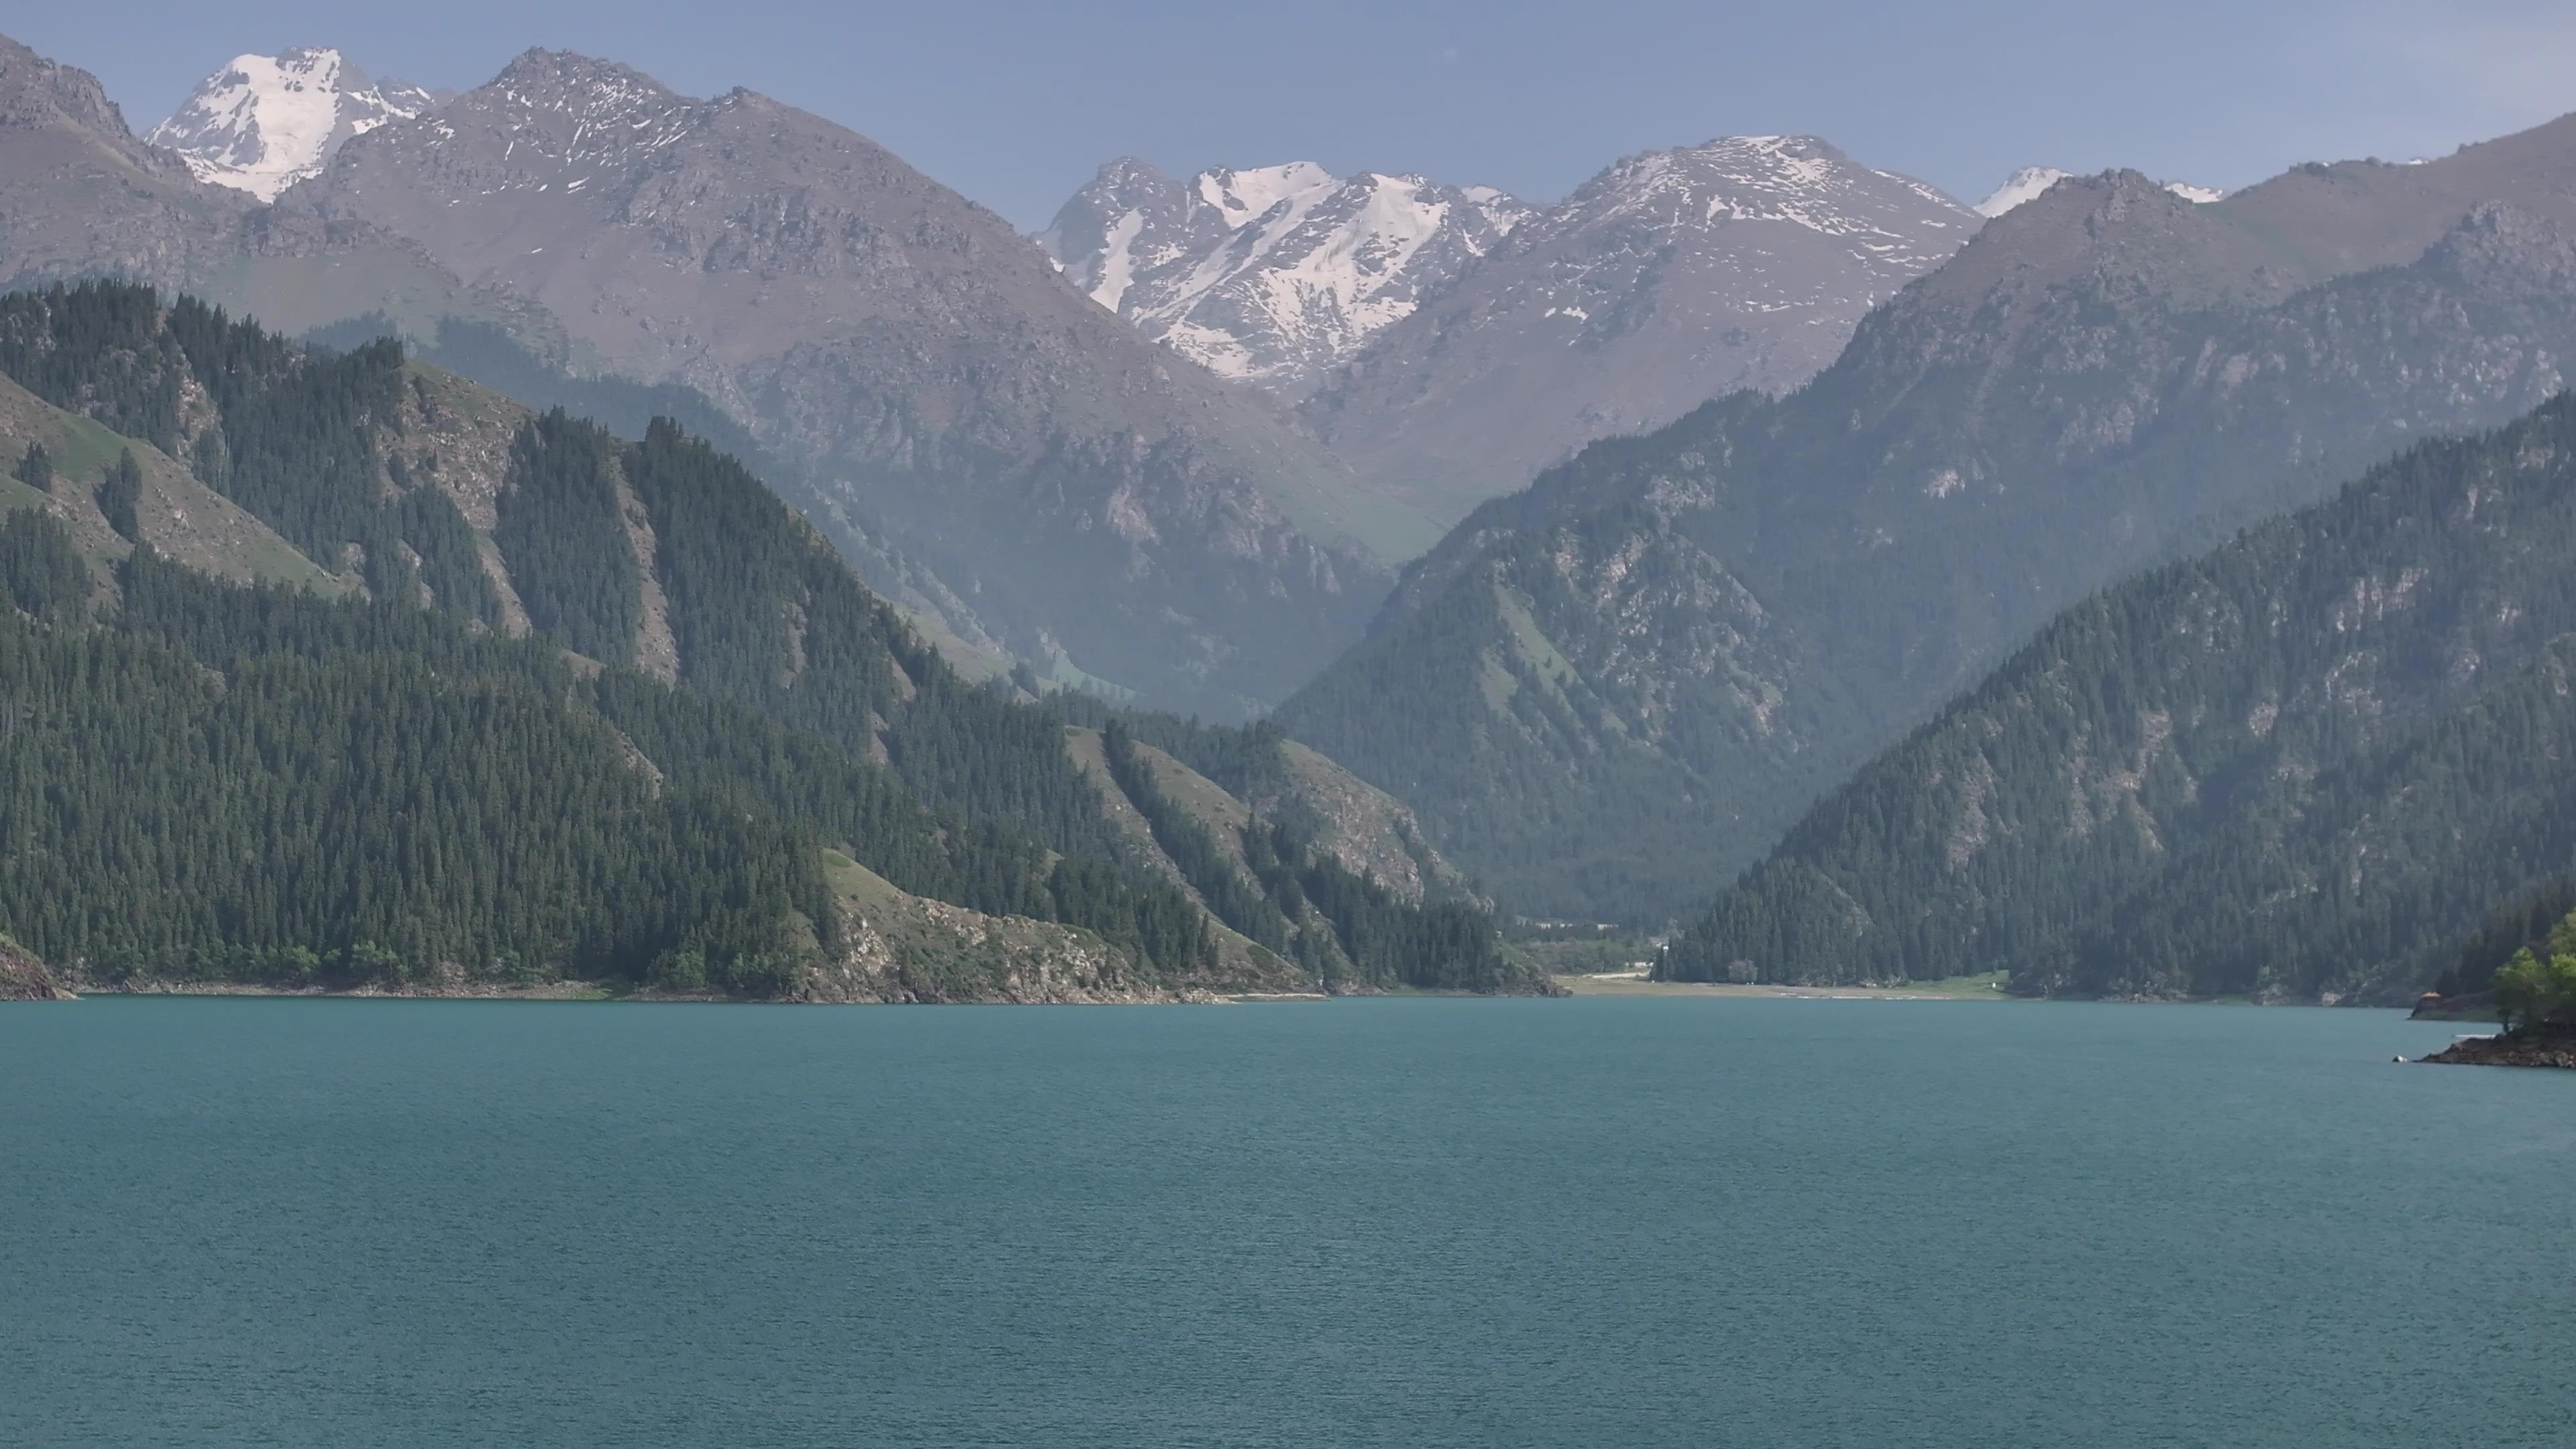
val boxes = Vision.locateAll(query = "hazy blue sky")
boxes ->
[16,0,2576,227]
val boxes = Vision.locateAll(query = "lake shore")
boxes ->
[1555,972,2015,1000]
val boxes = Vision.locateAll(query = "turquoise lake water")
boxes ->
[2,997,2569,1447]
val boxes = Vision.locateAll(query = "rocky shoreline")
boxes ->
[0,937,73,1000]
[2419,1028,2576,1069]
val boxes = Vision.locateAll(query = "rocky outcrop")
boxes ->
[0,936,71,1000]
[2421,1028,2576,1069]
[2409,991,2498,1022]
[808,852,1236,1004]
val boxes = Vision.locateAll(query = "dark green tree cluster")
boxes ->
[617,416,1132,864]
[0,282,186,451]
[1664,394,2576,1002]
[493,409,641,662]
[166,299,418,601]
[0,550,830,993]
[1097,719,1527,992]
[1298,849,1516,992]
[395,484,504,629]
[11,442,50,493]
[1049,693,1295,802]
[97,545,1220,984]
[2437,877,2576,1000]
[2492,947,2576,1034]
[94,447,141,542]
[1237,814,1522,993]
[588,672,1214,977]
[2442,897,2576,1031]
[1102,720,1293,953]
[0,510,85,621]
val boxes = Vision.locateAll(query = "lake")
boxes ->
[2,997,2569,1446]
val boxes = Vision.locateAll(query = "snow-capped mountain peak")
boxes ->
[147,47,442,201]
[1975,166,2073,217]
[1199,162,1338,229]
[1039,159,1529,390]
[1978,165,2226,217]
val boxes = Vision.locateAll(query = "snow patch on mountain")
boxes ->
[1979,165,2226,217]
[148,47,441,201]
[1040,160,1528,389]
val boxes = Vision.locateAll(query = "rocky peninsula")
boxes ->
[2420,1028,2576,1069]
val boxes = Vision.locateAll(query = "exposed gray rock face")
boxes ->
[0,34,555,358]
[1294,136,1982,527]
[1038,158,1528,396]
[275,49,1391,716]
[0,34,250,291]
[146,47,445,201]
[0,935,70,1000]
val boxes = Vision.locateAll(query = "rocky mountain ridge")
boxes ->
[1292,135,1984,526]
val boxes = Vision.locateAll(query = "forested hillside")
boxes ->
[1662,394,2576,1002]
[0,283,1535,998]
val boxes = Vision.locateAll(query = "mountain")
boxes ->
[0,32,250,292]
[1037,158,1528,396]
[1663,395,2576,1004]
[267,48,1402,716]
[0,281,1532,998]
[0,32,559,365]
[1295,136,1982,527]
[1973,166,2072,217]
[1277,113,2576,923]
[146,48,443,201]
[1974,166,2225,217]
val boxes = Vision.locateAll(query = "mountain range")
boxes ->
[1042,146,2233,537]
[2,34,1413,718]
[1047,138,1986,531]
[1277,116,2576,921]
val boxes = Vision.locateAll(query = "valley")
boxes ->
[10,13,2576,1449]
[3,25,2575,1016]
